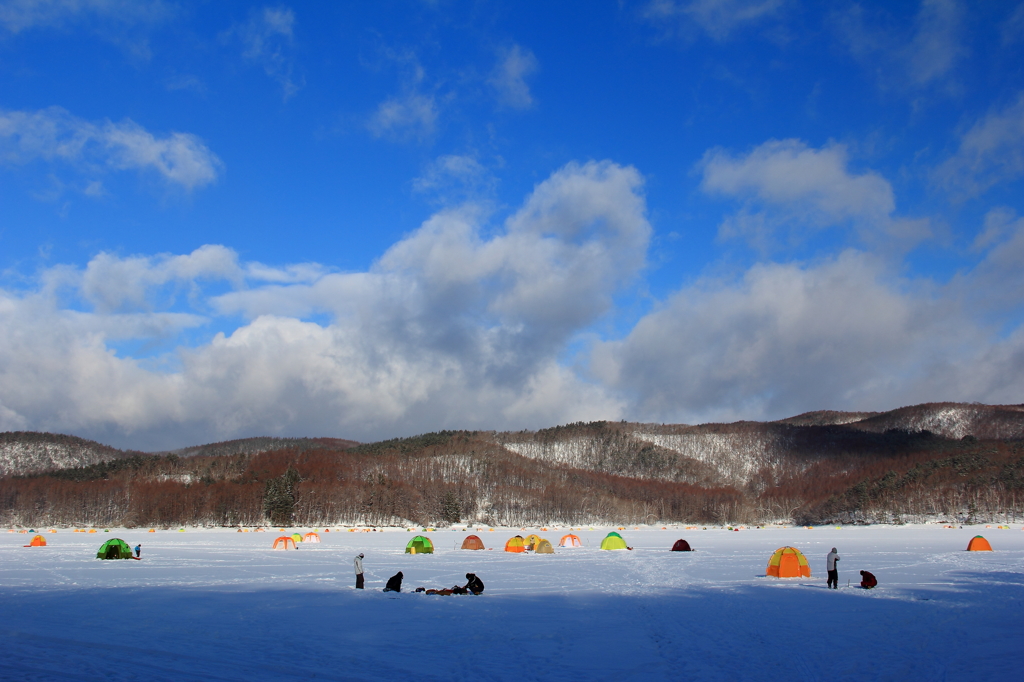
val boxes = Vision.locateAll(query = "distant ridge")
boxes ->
[3,402,1024,527]
[0,431,142,478]
[0,432,358,478]
[167,436,359,459]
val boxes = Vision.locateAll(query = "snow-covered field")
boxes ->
[2,524,1022,681]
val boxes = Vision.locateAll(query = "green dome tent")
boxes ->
[600,532,628,550]
[97,538,133,560]
[405,535,434,554]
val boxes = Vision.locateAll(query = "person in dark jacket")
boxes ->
[383,571,403,593]
[826,548,840,589]
[860,570,877,589]
[464,573,484,595]
[134,543,141,558]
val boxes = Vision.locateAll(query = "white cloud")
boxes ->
[836,0,966,89]
[935,93,1024,198]
[0,0,171,33]
[0,106,223,192]
[489,44,538,109]
[226,5,303,99]
[412,154,498,205]
[0,161,647,448]
[368,93,438,141]
[589,249,1022,424]
[643,0,784,41]
[699,139,926,249]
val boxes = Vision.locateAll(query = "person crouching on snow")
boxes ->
[859,570,877,589]
[464,573,484,595]
[826,547,840,589]
[384,571,403,593]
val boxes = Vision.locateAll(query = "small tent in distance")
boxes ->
[290,533,303,543]
[461,535,485,550]
[272,536,297,550]
[967,536,993,551]
[406,536,434,554]
[671,539,692,552]
[303,532,321,543]
[504,536,526,553]
[600,532,628,550]
[766,546,811,578]
[97,538,133,560]
[559,534,582,548]
[535,539,554,554]
[27,534,47,547]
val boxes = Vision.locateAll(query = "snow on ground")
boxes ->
[2,525,1023,681]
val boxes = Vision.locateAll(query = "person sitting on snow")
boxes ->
[383,571,403,593]
[859,570,877,589]
[464,573,484,595]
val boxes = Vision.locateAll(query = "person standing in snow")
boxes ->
[134,543,141,558]
[354,553,364,589]
[826,547,840,589]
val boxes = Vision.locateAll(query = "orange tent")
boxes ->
[303,532,321,543]
[27,535,47,547]
[967,535,993,551]
[766,546,811,578]
[504,535,526,553]
[559,534,582,547]
[461,535,485,550]
[272,536,297,550]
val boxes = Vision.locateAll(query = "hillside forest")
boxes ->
[2,404,1024,528]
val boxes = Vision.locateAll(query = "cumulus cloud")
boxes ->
[226,5,303,99]
[934,93,1024,198]
[699,139,927,249]
[0,161,646,449]
[489,44,538,109]
[589,249,1024,424]
[836,0,966,90]
[0,106,223,191]
[643,0,784,41]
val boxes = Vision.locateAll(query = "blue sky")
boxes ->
[1,0,1023,450]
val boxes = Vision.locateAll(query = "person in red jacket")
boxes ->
[860,570,877,589]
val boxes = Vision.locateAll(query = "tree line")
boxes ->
[1,429,1022,527]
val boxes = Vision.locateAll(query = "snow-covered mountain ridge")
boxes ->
[495,402,1024,487]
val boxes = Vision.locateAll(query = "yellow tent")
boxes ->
[766,546,811,578]
[524,534,542,550]
[504,535,526,553]
[600,532,628,550]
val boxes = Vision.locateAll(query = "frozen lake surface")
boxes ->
[2,524,1023,681]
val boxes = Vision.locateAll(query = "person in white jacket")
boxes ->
[826,548,840,589]
[354,553,364,589]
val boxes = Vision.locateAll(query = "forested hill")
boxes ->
[0,432,358,478]
[2,402,1023,528]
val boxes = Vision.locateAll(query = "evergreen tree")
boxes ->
[263,466,300,525]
